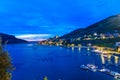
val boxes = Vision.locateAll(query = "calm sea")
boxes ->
[6,44,120,80]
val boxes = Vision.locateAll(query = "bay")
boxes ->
[6,44,119,80]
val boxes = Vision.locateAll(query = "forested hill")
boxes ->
[0,33,27,44]
[61,14,120,39]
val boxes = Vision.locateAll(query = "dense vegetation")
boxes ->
[0,38,13,80]
[0,51,12,80]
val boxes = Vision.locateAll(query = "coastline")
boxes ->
[39,43,120,56]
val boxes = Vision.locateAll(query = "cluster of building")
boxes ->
[70,32,120,42]
[39,35,82,47]
[39,36,63,45]
[39,32,120,53]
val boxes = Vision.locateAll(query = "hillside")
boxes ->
[61,14,120,39]
[0,33,27,44]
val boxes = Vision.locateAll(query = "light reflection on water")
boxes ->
[100,54,120,66]
[78,47,81,53]
[114,56,119,64]
[6,44,120,80]
[71,47,74,52]
[101,54,105,64]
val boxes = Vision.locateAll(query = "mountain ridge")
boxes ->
[0,33,28,44]
[61,14,120,39]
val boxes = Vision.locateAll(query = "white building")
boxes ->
[115,42,120,47]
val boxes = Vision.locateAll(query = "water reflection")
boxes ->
[9,44,120,80]
[87,47,90,51]
[100,53,120,67]
[72,47,74,52]
[67,49,70,52]
[60,47,62,51]
[108,55,112,64]
[78,47,81,53]
[114,56,119,65]
[100,54,105,64]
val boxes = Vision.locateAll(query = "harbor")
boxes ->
[80,64,120,79]
[6,44,120,80]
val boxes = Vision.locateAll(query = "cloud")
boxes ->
[16,34,52,41]
[0,0,120,39]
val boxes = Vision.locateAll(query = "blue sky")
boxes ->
[0,0,120,41]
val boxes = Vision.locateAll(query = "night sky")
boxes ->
[0,0,120,41]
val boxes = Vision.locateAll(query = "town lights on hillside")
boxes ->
[87,43,92,47]
[67,44,70,47]
[101,36,106,39]
[93,32,97,36]
[76,37,81,41]
[55,35,59,39]
[78,44,82,47]
[71,44,75,47]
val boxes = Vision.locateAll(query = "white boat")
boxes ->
[99,68,120,79]
[80,64,98,72]
[92,49,103,54]
[86,64,98,72]
[99,68,110,73]
[80,65,89,70]
[114,73,120,79]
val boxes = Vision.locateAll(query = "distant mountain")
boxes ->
[61,14,120,39]
[0,33,27,44]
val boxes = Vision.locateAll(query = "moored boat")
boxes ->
[99,68,120,79]
[86,64,98,72]
[80,64,98,72]
[80,65,89,70]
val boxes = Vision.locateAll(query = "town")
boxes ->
[39,32,120,55]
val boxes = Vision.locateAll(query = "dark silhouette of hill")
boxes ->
[0,33,27,44]
[61,14,120,39]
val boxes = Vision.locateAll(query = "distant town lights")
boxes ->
[94,33,97,36]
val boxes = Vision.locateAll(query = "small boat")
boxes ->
[99,68,120,79]
[92,49,103,54]
[99,68,110,73]
[114,73,120,79]
[86,64,98,72]
[80,65,89,70]
[80,64,98,72]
